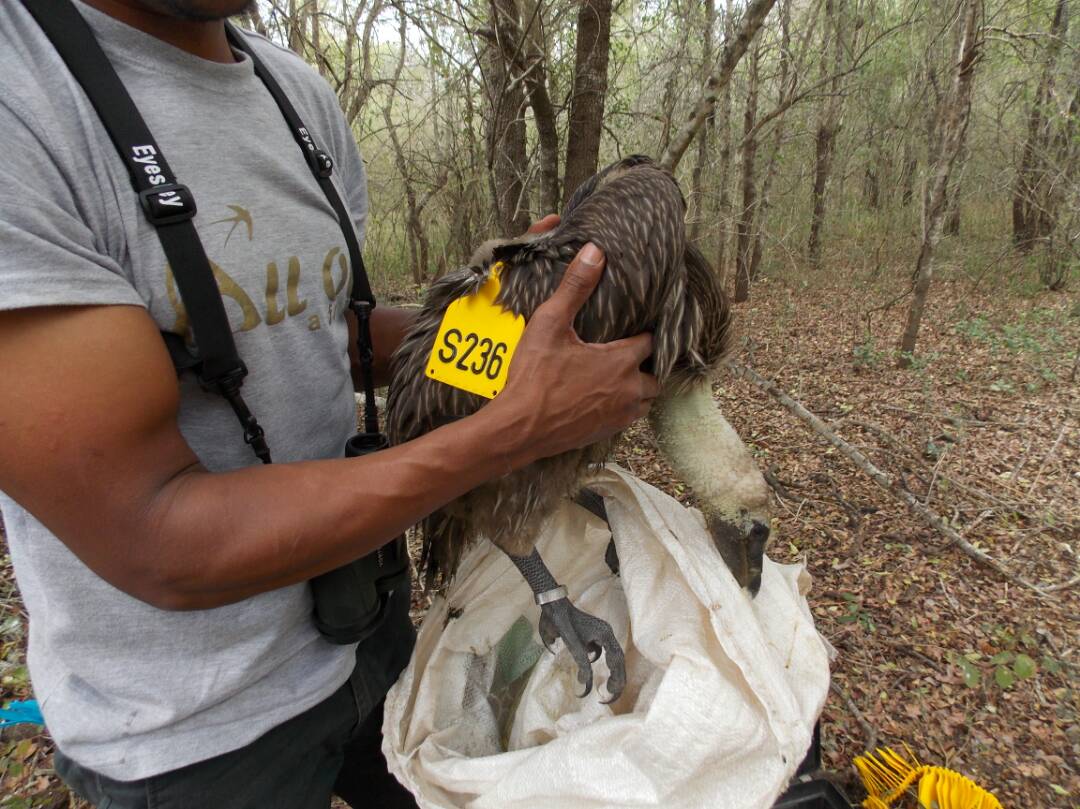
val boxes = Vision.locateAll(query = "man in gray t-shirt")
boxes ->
[0,0,658,806]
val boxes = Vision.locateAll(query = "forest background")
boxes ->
[1,0,1078,806]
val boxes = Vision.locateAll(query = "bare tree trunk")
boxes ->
[308,0,326,78]
[1039,49,1079,290]
[484,0,561,215]
[383,12,427,284]
[898,0,982,367]
[943,146,966,236]
[485,0,531,235]
[863,124,881,209]
[563,0,613,202]
[287,0,305,54]
[462,82,482,256]
[748,0,794,285]
[900,146,916,207]
[806,124,837,266]
[524,12,560,215]
[714,0,735,279]
[341,0,386,126]
[733,44,760,303]
[806,0,844,268]
[242,5,268,36]
[656,50,686,156]
[689,0,717,242]
[1012,0,1069,251]
[659,0,777,173]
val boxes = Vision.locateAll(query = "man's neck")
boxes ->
[80,0,236,63]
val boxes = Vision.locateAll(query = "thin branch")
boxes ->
[659,0,778,172]
[726,361,1051,597]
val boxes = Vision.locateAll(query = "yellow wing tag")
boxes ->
[425,264,524,399]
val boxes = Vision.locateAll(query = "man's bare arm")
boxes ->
[346,305,416,389]
[0,244,657,610]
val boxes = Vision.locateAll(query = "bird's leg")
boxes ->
[573,488,620,576]
[505,548,626,701]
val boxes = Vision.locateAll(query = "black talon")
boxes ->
[506,548,625,701]
[537,596,625,701]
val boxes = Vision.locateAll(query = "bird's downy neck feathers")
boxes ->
[649,379,769,525]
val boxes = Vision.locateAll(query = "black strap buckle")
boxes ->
[197,359,248,394]
[138,184,196,225]
[208,364,273,465]
[349,300,375,364]
[313,150,334,178]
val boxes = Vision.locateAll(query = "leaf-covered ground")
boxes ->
[610,268,1078,808]
[2,266,1077,808]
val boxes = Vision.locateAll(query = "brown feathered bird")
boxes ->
[387,156,770,700]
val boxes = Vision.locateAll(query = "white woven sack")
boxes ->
[383,466,831,809]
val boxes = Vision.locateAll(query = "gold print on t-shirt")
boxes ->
[285,257,308,316]
[165,261,262,334]
[163,206,351,338]
[164,264,189,338]
[207,204,254,246]
[265,258,309,323]
[322,247,349,300]
[264,261,287,326]
[211,261,262,332]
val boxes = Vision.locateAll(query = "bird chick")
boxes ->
[386,156,770,701]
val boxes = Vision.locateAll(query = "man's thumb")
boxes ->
[544,242,605,322]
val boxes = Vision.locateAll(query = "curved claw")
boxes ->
[538,613,559,654]
[537,597,625,702]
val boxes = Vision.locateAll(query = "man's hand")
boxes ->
[525,213,561,235]
[491,242,659,465]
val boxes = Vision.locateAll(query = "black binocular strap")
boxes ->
[225,25,382,437]
[23,0,387,460]
[20,0,272,464]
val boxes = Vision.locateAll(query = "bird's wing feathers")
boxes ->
[499,164,690,380]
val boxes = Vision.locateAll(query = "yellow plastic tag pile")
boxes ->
[424,263,525,399]
[854,746,1002,809]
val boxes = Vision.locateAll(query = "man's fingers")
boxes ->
[526,214,561,235]
[605,331,654,365]
[640,372,660,401]
[540,243,605,324]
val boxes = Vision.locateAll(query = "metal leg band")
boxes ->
[534,585,568,606]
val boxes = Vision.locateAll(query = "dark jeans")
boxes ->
[56,590,418,809]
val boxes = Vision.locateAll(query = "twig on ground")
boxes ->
[763,465,796,501]
[923,446,950,506]
[1008,438,1035,482]
[1043,573,1080,593]
[962,509,995,537]
[1026,417,1070,496]
[830,680,878,753]
[812,472,863,529]
[726,361,1051,597]
[938,573,961,611]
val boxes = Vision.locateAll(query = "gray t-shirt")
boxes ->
[0,3,371,780]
